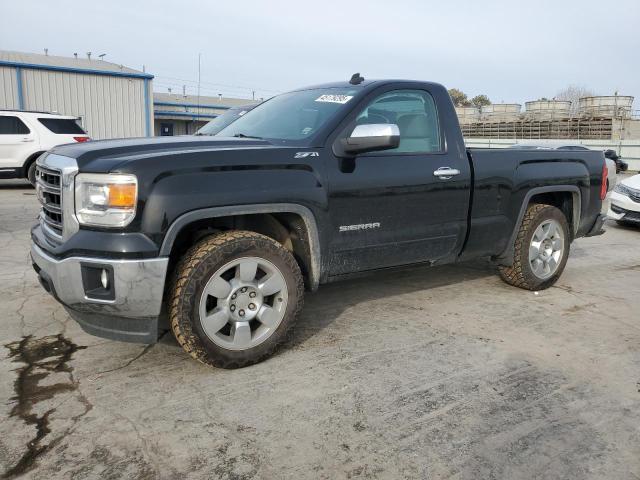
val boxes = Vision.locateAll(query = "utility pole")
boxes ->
[197,53,202,116]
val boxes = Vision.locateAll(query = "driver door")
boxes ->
[326,88,471,275]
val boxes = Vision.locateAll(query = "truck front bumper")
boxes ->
[31,243,169,344]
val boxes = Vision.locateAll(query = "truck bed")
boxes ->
[461,147,605,261]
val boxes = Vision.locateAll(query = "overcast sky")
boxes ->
[1,0,639,106]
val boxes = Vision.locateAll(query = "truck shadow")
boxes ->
[607,219,640,232]
[156,260,497,353]
[0,180,32,190]
[288,259,496,349]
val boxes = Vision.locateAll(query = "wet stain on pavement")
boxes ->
[3,334,88,479]
[563,302,596,314]
[618,264,640,271]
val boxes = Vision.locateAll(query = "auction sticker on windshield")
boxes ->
[315,94,353,104]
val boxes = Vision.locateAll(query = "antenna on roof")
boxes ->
[86,52,92,60]
[349,73,364,85]
[98,53,106,60]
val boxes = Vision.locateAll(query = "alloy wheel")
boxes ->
[198,256,288,350]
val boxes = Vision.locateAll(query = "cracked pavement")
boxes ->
[1,178,639,479]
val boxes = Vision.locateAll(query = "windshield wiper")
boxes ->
[233,133,263,139]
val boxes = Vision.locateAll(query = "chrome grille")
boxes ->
[36,165,63,238]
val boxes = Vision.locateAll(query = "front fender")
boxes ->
[158,203,323,290]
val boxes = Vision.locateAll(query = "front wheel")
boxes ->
[27,162,37,187]
[168,230,304,368]
[499,204,570,291]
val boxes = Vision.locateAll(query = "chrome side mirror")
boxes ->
[339,123,400,155]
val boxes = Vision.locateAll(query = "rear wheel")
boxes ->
[499,204,570,291]
[169,230,304,368]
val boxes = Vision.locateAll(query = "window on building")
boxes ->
[0,116,31,135]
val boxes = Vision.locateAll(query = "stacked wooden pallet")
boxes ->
[461,117,614,140]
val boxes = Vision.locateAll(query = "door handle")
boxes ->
[433,167,460,179]
[21,138,34,142]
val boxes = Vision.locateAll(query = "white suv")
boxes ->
[0,111,90,186]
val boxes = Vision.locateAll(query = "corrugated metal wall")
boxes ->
[0,66,19,109]
[188,120,206,134]
[20,69,149,139]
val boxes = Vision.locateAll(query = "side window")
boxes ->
[38,118,86,134]
[0,116,31,135]
[354,89,441,153]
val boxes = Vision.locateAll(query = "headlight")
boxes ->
[613,183,632,196]
[75,173,137,227]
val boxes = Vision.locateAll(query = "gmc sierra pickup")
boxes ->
[31,76,607,368]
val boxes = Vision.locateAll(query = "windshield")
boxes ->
[217,87,360,144]
[196,105,257,136]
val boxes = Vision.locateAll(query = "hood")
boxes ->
[621,173,640,190]
[50,135,274,171]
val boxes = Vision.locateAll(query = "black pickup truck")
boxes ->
[31,76,607,368]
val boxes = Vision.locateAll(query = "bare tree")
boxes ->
[555,85,596,114]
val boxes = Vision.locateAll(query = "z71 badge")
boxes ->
[294,152,319,159]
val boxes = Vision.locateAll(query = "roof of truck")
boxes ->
[293,78,445,93]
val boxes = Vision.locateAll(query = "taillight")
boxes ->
[74,136,90,143]
[600,161,608,200]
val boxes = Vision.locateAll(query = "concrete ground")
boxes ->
[0,177,639,479]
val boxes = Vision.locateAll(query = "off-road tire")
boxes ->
[499,204,570,291]
[169,230,304,368]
